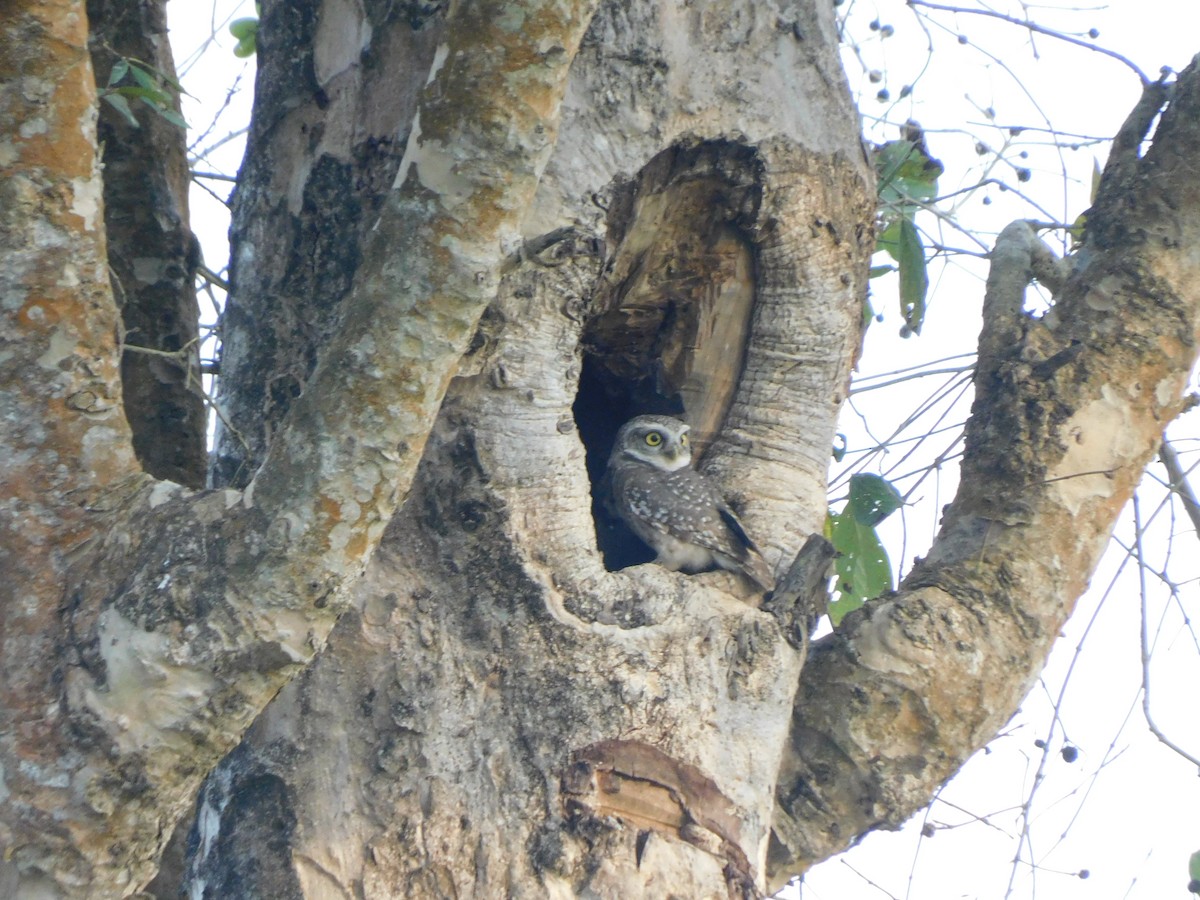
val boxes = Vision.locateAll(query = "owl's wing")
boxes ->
[717,505,759,553]
[716,503,775,592]
[664,470,775,593]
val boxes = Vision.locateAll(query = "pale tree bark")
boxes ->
[174,0,871,897]
[1,0,595,894]
[1,0,1199,898]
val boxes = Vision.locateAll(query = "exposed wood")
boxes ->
[584,140,763,453]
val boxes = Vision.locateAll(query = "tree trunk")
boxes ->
[185,1,871,896]
[3,0,1199,896]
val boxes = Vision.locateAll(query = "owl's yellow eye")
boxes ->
[679,433,689,447]
[644,431,663,447]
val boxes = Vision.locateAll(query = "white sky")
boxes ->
[167,2,1200,898]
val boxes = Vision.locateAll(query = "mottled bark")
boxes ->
[177,0,873,897]
[212,0,448,488]
[4,0,1199,895]
[0,0,596,894]
[0,5,142,891]
[87,0,207,488]
[768,70,1200,889]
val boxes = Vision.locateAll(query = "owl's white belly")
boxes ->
[648,532,716,574]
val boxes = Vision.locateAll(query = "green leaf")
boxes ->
[154,107,188,129]
[848,473,903,526]
[157,68,188,96]
[107,58,129,87]
[111,84,171,106]
[875,217,902,263]
[100,92,139,128]
[897,217,928,335]
[825,509,894,625]
[1067,211,1087,247]
[1189,849,1200,884]
[128,62,157,91]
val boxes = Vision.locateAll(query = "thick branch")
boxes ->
[0,0,141,760]
[768,57,1200,887]
[1,0,600,894]
[245,0,601,602]
[0,1,140,501]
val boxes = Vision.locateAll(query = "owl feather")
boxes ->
[606,415,775,593]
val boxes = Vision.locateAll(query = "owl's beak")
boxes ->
[663,447,680,464]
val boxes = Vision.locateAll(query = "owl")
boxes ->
[606,415,775,593]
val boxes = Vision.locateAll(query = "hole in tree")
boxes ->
[570,139,764,574]
[573,354,683,571]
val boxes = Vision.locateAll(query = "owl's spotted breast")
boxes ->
[606,415,774,593]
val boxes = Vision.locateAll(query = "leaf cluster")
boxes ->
[872,137,943,336]
[99,57,188,130]
[825,473,903,623]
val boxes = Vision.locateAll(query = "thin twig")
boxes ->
[1134,496,1200,770]
[1159,438,1200,539]
[196,265,230,292]
[907,0,1149,83]
[851,365,974,394]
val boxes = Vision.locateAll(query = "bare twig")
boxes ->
[1158,438,1200,539]
[1134,496,1200,770]
[196,265,229,292]
[851,364,974,394]
[906,0,1149,83]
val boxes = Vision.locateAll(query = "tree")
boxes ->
[1,0,1197,896]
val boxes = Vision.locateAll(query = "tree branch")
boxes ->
[1159,438,1200,540]
[767,58,1199,889]
[244,0,601,601]
[907,0,1151,83]
[0,1,141,498]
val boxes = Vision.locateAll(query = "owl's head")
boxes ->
[610,415,692,472]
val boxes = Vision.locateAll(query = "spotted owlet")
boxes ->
[605,415,775,592]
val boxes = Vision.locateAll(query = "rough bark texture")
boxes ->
[212,0,447,489]
[768,71,1200,889]
[87,0,207,488]
[0,6,143,892]
[176,0,873,896]
[3,0,1199,895]
[1,0,596,895]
